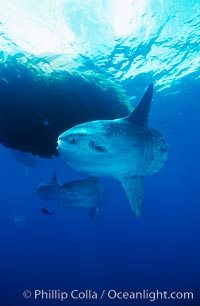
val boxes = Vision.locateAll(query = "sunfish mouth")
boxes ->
[57,134,68,149]
[57,132,78,160]
[57,138,63,149]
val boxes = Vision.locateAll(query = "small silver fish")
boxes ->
[41,208,53,216]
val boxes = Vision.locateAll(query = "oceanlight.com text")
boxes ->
[22,289,194,302]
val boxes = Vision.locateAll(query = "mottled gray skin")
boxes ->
[36,174,106,216]
[57,119,166,177]
[57,84,167,217]
[57,177,106,211]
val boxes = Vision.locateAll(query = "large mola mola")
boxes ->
[57,84,167,217]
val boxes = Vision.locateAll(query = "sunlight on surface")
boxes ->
[0,0,155,54]
[0,0,199,89]
[112,0,150,37]
[0,0,154,54]
[112,0,135,36]
[0,0,76,54]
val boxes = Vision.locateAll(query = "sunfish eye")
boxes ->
[69,137,77,144]
[88,141,95,148]
[68,192,79,199]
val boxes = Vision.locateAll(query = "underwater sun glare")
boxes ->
[0,0,148,55]
[0,0,199,90]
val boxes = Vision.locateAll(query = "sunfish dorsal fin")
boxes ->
[51,170,58,185]
[126,83,153,127]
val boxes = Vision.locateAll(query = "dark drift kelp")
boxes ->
[0,52,132,158]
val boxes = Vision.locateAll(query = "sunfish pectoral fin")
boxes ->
[118,176,144,218]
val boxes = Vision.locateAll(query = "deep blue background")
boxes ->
[0,78,199,306]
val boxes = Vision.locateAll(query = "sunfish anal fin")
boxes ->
[118,176,144,218]
[89,207,100,221]
[126,83,153,127]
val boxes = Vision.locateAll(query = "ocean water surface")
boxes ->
[0,1,200,305]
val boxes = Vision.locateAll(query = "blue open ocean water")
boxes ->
[0,1,200,305]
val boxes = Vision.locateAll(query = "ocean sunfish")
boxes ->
[57,83,167,218]
[36,173,106,219]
